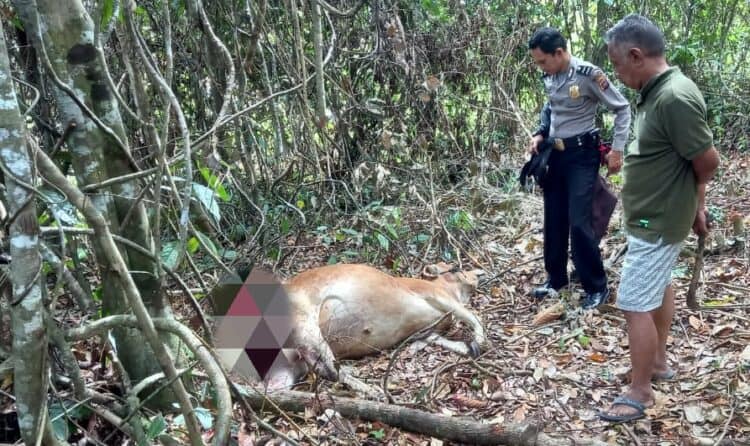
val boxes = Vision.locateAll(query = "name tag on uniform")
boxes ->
[569,85,580,99]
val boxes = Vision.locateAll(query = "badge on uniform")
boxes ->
[569,85,580,99]
[594,73,610,91]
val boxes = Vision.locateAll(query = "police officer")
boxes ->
[528,27,631,309]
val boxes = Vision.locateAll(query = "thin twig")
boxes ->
[713,397,736,446]
[620,423,643,446]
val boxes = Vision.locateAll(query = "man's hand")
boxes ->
[692,208,710,236]
[606,150,623,175]
[529,135,544,155]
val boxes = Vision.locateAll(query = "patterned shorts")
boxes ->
[617,234,683,312]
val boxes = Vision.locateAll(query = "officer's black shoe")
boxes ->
[532,281,567,300]
[581,289,610,309]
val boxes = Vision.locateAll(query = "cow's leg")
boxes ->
[423,333,479,356]
[338,365,384,400]
[423,296,485,351]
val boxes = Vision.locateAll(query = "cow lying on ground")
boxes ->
[267,262,486,392]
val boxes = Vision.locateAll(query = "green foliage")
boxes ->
[145,414,167,440]
[369,428,386,440]
[49,401,92,441]
[173,407,214,430]
[446,210,475,231]
[198,167,230,202]
[191,183,221,223]
[100,0,116,29]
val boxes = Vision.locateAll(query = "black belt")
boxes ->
[552,130,600,151]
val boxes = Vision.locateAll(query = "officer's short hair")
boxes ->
[529,27,567,54]
[605,14,665,57]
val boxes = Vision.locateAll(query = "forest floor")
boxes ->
[238,151,749,445]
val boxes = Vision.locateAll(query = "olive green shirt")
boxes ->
[622,67,713,243]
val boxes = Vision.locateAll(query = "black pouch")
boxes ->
[519,139,553,189]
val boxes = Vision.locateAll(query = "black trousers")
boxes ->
[542,142,607,293]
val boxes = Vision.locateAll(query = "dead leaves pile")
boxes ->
[239,153,749,445]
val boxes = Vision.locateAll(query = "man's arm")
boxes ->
[587,68,631,174]
[529,102,551,154]
[691,146,720,235]
[588,69,631,152]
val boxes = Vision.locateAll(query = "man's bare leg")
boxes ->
[602,311,656,417]
[651,285,675,375]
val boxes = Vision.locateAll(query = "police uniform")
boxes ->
[533,57,630,296]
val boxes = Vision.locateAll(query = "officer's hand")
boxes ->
[606,150,623,175]
[529,135,543,155]
[692,208,710,237]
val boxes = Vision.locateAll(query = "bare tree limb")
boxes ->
[238,388,611,446]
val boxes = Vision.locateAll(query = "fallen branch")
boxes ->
[239,388,610,446]
[686,233,706,310]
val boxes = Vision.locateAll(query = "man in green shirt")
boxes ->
[599,14,720,422]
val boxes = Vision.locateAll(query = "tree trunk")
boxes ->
[311,0,328,128]
[12,0,177,409]
[0,20,48,446]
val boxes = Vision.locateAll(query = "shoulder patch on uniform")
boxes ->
[592,69,610,91]
[576,65,594,76]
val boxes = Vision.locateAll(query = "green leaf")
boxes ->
[577,334,591,348]
[11,15,24,31]
[370,428,386,440]
[327,255,338,264]
[145,415,167,440]
[221,249,238,260]
[413,234,430,243]
[280,217,291,235]
[161,241,181,270]
[446,210,474,231]
[77,246,88,261]
[194,231,219,256]
[199,167,230,202]
[48,403,70,440]
[192,183,221,223]
[375,233,390,251]
[340,228,359,236]
[187,237,200,254]
[194,407,214,430]
[100,0,116,29]
[385,223,399,240]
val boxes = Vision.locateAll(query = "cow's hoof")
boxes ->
[467,340,481,358]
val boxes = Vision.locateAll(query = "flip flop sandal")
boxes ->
[598,396,647,423]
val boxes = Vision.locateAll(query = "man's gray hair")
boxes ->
[605,14,665,57]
